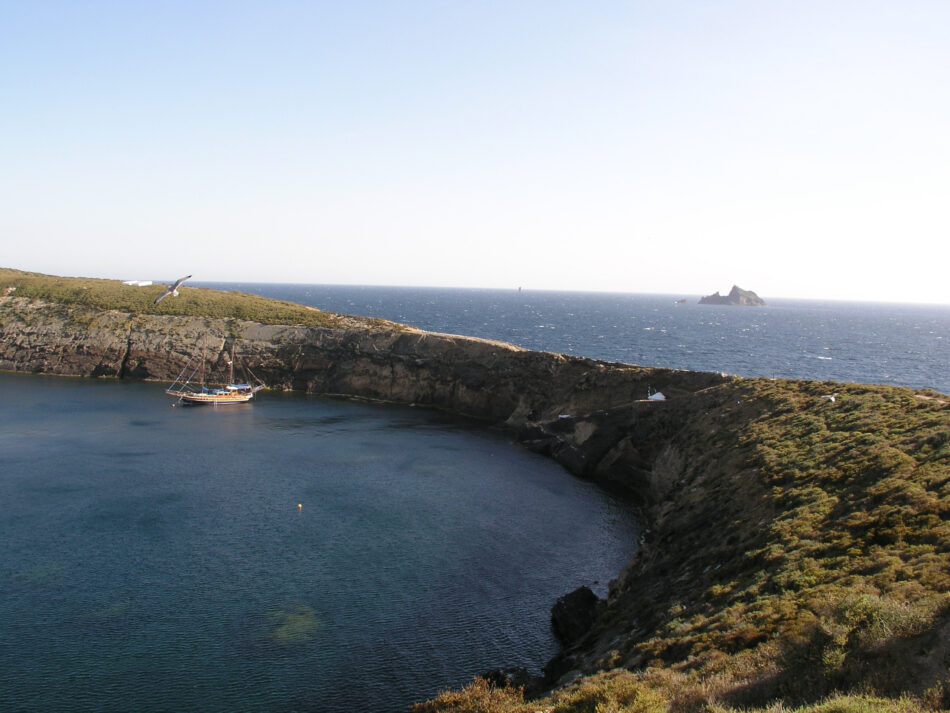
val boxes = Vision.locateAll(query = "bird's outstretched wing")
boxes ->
[154,275,192,304]
[154,288,172,304]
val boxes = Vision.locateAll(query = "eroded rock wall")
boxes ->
[0,296,728,443]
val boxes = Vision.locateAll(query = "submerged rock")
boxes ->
[267,603,320,644]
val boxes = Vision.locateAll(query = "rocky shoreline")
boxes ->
[0,295,727,493]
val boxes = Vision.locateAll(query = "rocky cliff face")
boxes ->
[0,295,727,496]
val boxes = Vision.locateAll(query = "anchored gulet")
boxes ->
[166,345,265,405]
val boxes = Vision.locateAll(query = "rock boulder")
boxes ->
[551,586,602,646]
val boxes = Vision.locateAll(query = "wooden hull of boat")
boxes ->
[167,390,254,406]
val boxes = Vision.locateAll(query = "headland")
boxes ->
[1,268,947,712]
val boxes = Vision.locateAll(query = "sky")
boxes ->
[1,1,948,303]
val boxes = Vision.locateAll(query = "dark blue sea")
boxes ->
[2,285,948,713]
[205,284,950,395]
[0,375,637,713]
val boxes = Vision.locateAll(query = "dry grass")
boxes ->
[413,673,936,713]
[0,267,396,329]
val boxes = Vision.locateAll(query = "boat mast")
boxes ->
[229,345,235,385]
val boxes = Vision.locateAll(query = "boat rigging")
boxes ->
[166,345,265,406]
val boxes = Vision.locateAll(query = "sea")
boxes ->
[2,285,948,713]
[207,283,950,394]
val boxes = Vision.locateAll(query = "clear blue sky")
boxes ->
[2,1,948,303]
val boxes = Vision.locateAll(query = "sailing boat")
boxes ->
[166,345,264,406]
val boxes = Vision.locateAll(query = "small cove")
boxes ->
[0,373,640,712]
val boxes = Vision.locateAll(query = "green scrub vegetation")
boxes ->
[417,380,949,711]
[0,268,394,330]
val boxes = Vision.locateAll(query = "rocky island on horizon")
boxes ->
[699,284,766,306]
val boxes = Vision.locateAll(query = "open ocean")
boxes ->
[2,284,947,713]
[205,283,950,395]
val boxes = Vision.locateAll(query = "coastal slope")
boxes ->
[1,269,947,712]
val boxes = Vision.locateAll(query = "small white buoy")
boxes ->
[297,503,302,510]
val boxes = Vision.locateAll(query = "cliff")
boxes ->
[0,294,724,442]
[2,273,948,712]
[699,285,766,306]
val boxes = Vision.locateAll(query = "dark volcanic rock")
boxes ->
[551,586,602,646]
[481,667,536,692]
[699,285,765,306]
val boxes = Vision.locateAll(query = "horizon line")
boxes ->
[4,267,949,308]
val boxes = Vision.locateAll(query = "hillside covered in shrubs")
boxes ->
[416,379,950,712]
[0,268,395,330]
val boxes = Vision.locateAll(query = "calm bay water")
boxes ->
[0,374,638,713]
[204,283,950,395]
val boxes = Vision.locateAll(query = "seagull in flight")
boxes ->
[154,275,192,304]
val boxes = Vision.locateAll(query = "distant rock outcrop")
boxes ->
[699,285,765,306]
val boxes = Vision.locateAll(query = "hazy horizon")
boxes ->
[7,264,950,308]
[2,2,948,305]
